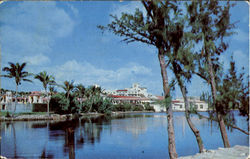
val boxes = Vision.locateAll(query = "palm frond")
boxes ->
[23,78,33,83]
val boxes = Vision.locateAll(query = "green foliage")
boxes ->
[60,80,75,100]
[33,103,47,112]
[2,62,32,86]
[216,57,249,119]
[74,84,85,99]
[34,71,56,91]
[189,102,198,114]
[6,111,11,118]
[132,105,144,111]
[50,93,70,114]
[144,103,155,111]
[200,91,213,108]
[152,95,172,110]
[112,103,126,112]
[111,102,151,112]
[187,0,235,84]
[123,103,132,111]
[164,95,172,109]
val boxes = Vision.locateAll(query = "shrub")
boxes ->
[144,103,155,111]
[81,95,113,115]
[6,111,11,118]
[132,105,144,111]
[32,103,47,112]
[112,103,125,112]
[50,93,70,114]
[97,97,113,114]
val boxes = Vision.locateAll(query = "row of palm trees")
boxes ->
[2,62,106,116]
[2,62,58,115]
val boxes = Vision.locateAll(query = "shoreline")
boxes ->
[178,145,249,159]
[0,111,155,122]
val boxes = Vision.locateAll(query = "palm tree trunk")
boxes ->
[67,92,69,101]
[45,89,49,116]
[176,75,205,153]
[11,124,17,158]
[14,84,18,113]
[207,54,230,148]
[158,51,177,159]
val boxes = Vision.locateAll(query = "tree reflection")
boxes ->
[40,147,54,159]
[47,116,111,159]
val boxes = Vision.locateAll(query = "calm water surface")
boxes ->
[1,112,248,159]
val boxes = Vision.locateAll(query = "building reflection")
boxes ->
[111,115,148,138]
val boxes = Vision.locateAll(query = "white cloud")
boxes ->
[0,2,75,38]
[22,54,50,66]
[233,50,249,70]
[110,1,146,21]
[66,3,79,17]
[50,60,152,88]
[0,1,76,65]
[233,29,248,42]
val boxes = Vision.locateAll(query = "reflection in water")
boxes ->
[111,115,148,138]
[1,112,249,159]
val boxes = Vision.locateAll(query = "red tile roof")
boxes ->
[116,90,128,92]
[156,96,164,100]
[110,95,150,101]
[111,95,139,99]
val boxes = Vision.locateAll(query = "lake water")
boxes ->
[1,112,248,159]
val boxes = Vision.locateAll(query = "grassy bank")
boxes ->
[0,111,48,117]
[0,111,155,122]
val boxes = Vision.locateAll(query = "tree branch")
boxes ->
[193,71,208,81]
[196,112,249,135]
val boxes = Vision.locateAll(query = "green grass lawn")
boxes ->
[0,111,48,117]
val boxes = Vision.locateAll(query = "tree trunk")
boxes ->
[158,52,178,159]
[207,54,230,148]
[67,92,70,102]
[45,89,49,116]
[14,84,18,113]
[176,75,205,153]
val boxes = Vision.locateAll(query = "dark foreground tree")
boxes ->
[197,57,249,135]
[166,18,205,152]
[216,57,249,127]
[98,1,182,158]
[187,0,235,147]
[2,62,32,113]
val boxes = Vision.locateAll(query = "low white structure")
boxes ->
[172,97,209,111]
[28,91,46,104]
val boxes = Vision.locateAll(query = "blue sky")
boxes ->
[0,1,249,97]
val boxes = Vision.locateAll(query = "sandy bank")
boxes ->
[178,145,249,159]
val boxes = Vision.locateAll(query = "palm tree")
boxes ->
[2,62,32,113]
[75,84,85,104]
[34,71,56,116]
[86,85,102,113]
[61,80,74,101]
[49,86,57,95]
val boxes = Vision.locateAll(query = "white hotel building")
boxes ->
[104,83,209,112]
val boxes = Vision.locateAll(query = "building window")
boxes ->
[200,105,203,109]
[179,105,182,109]
[195,105,198,109]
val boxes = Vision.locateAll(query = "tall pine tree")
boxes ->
[98,1,180,158]
[187,0,235,147]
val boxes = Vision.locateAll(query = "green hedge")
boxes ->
[32,103,47,112]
